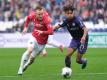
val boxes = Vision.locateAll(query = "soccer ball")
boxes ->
[61,67,72,78]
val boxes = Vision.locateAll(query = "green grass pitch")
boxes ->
[0,48,107,80]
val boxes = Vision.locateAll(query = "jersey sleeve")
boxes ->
[24,15,32,28]
[58,20,67,28]
[43,24,53,35]
[77,17,85,28]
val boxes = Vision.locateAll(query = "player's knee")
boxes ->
[29,50,33,54]
[66,53,72,57]
[28,48,33,54]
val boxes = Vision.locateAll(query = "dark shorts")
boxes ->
[69,39,88,54]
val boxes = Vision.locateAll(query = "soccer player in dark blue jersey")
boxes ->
[54,5,88,69]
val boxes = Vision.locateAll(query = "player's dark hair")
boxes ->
[63,5,75,12]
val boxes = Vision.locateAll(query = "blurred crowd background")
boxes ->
[0,0,107,33]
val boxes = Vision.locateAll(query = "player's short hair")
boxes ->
[63,5,75,12]
[35,5,43,10]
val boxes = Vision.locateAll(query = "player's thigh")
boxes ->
[67,39,78,56]
[67,48,76,57]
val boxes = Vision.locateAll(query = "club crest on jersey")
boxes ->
[72,23,75,26]
[36,24,43,27]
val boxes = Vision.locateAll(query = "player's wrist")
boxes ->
[24,27,28,31]
[83,34,87,38]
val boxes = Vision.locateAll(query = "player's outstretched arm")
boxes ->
[42,26,53,35]
[22,16,31,35]
[35,25,53,35]
[80,27,88,44]
[22,27,28,35]
[53,25,61,31]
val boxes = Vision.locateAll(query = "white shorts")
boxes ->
[28,36,45,57]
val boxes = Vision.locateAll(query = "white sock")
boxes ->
[23,50,36,71]
[23,58,31,71]
[19,50,29,70]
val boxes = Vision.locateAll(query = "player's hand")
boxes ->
[80,36,86,44]
[22,28,27,35]
[35,30,43,35]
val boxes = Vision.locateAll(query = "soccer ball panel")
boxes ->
[61,67,72,78]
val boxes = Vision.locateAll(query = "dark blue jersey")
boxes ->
[59,16,88,40]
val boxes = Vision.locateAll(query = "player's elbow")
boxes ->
[49,29,53,35]
[43,29,53,35]
[84,27,89,32]
[49,28,54,35]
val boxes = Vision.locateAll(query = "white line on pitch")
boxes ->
[73,72,107,75]
[0,72,107,78]
[0,76,16,78]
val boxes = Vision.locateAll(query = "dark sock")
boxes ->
[65,56,71,68]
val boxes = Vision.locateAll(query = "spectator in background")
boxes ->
[0,0,107,32]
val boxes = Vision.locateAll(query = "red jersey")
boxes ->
[24,11,53,45]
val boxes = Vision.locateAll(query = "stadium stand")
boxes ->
[0,0,107,32]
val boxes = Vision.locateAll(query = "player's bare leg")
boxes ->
[41,45,64,57]
[65,48,75,68]
[48,39,64,53]
[76,53,87,69]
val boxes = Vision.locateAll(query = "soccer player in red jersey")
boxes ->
[18,5,53,75]
[40,10,64,56]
